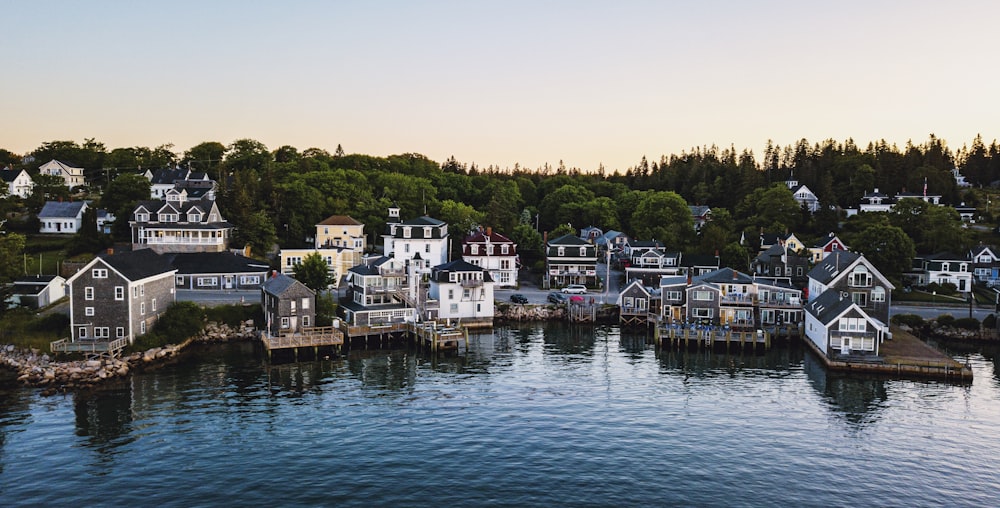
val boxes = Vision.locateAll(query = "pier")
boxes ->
[260,325,344,361]
[50,337,128,359]
[654,323,773,350]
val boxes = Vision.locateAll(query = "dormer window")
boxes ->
[848,266,872,287]
[558,247,565,257]
[471,245,479,255]
[136,212,149,222]
[579,247,586,256]
[403,227,411,238]
[159,213,178,222]
[941,262,950,272]
[424,226,432,237]
[188,213,201,222]
[501,245,509,254]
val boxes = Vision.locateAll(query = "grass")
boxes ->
[20,235,75,276]
[0,309,70,351]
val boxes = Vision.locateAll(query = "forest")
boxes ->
[3,134,999,283]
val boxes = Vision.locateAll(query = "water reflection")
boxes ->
[803,353,888,426]
[656,344,801,378]
[542,322,596,355]
[0,375,32,474]
[72,384,136,460]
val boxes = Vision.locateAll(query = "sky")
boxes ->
[3,0,999,172]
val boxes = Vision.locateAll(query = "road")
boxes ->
[890,303,993,321]
[494,264,623,305]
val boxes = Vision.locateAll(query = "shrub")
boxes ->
[983,314,997,329]
[935,314,955,327]
[952,317,981,331]
[205,304,261,327]
[891,314,924,328]
[130,302,206,352]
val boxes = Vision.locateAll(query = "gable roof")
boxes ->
[38,200,88,218]
[166,252,270,275]
[805,289,858,324]
[317,215,363,226]
[399,216,445,226]
[695,267,754,285]
[261,273,314,297]
[150,167,190,185]
[548,234,590,246]
[807,251,862,284]
[0,168,30,183]
[104,249,176,280]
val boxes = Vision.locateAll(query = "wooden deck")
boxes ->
[655,325,772,350]
[51,337,128,358]
[261,326,345,359]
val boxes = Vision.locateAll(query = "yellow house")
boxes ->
[314,215,365,251]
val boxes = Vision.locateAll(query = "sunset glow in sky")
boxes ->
[3,0,999,171]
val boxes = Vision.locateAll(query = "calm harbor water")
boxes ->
[2,323,999,506]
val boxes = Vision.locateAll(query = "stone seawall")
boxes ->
[0,320,257,393]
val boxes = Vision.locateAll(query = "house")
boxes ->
[339,255,417,326]
[689,205,712,231]
[808,233,849,264]
[545,233,598,288]
[279,215,366,289]
[38,159,85,189]
[680,253,721,277]
[579,225,604,243]
[38,200,89,234]
[952,167,971,188]
[690,268,757,328]
[595,230,629,256]
[804,290,887,358]
[66,249,177,344]
[954,203,976,223]
[261,273,316,337]
[916,252,973,293]
[659,275,688,323]
[787,183,820,213]
[167,252,270,291]
[618,279,655,326]
[96,209,115,234]
[752,243,811,287]
[806,251,893,337]
[428,259,494,324]
[857,188,894,213]
[462,227,519,287]
[5,275,66,309]
[148,166,193,199]
[969,245,1000,286]
[1,167,33,198]
[314,215,366,251]
[130,193,232,254]
[754,279,803,328]
[382,215,449,267]
[624,239,665,264]
[624,249,683,285]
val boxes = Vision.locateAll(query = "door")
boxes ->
[841,336,852,354]
[224,276,233,289]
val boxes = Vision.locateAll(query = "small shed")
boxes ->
[6,275,66,308]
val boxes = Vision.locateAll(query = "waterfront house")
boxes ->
[754,278,803,329]
[261,273,316,337]
[314,215,366,251]
[129,192,232,254]
[38,200,89,234]
[382,214,449,267]
[339,255,417,326]
[428,259,494,324]
[804,290,886,357]
[167,251,270,291]
[806,251,893,338]
[752,243,810,287]
[66,249,177,344]
[5,274,66,309]
[38,159,85,189]
[279,214,366,289]
[462,227,519,287]
[623,239,665,264]
[695,268,756,328]
[807,233,849,264]
[969,245,1000,286]
[659,275,688,323]
[625,249,683,285]
[618,279,655,326]
[1,167,34,199]
[545,233,598,289]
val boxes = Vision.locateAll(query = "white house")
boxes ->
[462,227,519,287]
[38,200,89,234]
[804,290,887,357]
[1,167,34,198]
[382,214,449,267]
[428,259,494,323]
[5,275,66,309]
[38,159,85,189]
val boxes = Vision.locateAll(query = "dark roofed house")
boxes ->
[39,200,89,234]
[545,233,598,289]
[5,275,66,309]
[60,249,177,353]
[261,273,316,337]
[167,252,270,291]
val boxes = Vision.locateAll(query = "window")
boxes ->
[140,321,146,334]
[624,297,634,308]
[796,266,804,276]
[693,290,713,301]
[558,247,565,257]
[849,267,872,287]
[302,298,310,310]
[291,301,297,313]
[403,227,411,238]
[692,308,713,318]
[240,275,260,285]
[141,302,146,315]
[666,290,682,301]
[463,288,471,298]
[85,287,94,301]
[872,287,886,303]
[140,285,145,296]
[448,289,454,299]
[133,287,139,298]
[424,227,431,237]
[92,268,108,278]
[95,327,109,339]
[85,307,95,316]
[188,213,201,222]
[302,315,310,327]
[501,245,509,254]
[136,212,149,222]
[852,292,868,307]
[450,303,458,312]
[579,247,587,256]
[176,276,185,285]
[152,298,157,311]
[197,277,218,287]
[116,327,125,338]
[280,317,290,328]
[405,244,410,253]
[115,286,124,300]
[839,317,867,332]
[79,327,87,339]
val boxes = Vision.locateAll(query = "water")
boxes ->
[2,323,999,506]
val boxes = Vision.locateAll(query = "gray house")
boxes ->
[66,249,177,344]
[261,274,316,337]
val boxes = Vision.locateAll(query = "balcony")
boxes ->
[460,279,483,287]
[719,294,754,305]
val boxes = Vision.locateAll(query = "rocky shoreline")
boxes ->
[0,320,256,394]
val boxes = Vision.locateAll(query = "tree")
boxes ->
[182,141,226,177]
[849,221,915,281]
[237,210,277,257]
[224,139,271,173]
[293,252,333,292]
[510,223,543,255]
[436,200,484,239]
[630,191,693,248]
[549,223,576,238]
[25,173,71,213]
[736,184,801,233]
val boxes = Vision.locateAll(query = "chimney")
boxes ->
[106,248,114,256]
[733,269,738,280]
[486,226,492,237]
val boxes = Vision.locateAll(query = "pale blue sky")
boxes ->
[3,0,998,171]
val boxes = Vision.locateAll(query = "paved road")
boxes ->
[495,265,623,305]
[891,303,994,321]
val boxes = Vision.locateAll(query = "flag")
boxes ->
[923,177,928,197]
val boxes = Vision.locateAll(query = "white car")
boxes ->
[561,284,587,294]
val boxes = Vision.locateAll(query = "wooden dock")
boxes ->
[261,325,344,360]
[335,321,472,353]
[655,324,772,350]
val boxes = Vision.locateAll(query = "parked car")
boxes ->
[510,293,528,304]
[569,295,585,304]
[547,292,567,304]
[561,284,587,294]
